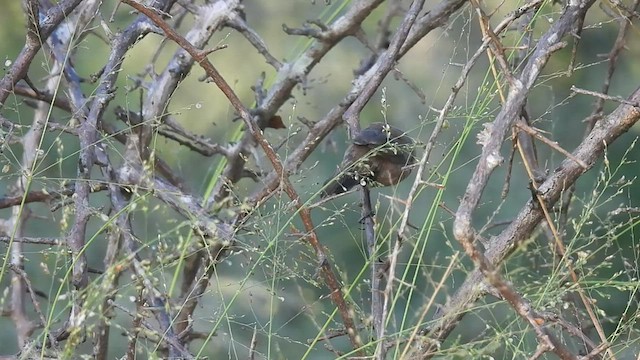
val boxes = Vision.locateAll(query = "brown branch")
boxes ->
[0,236,62,246]
[105,156,193,358]
[514,121,588,169]
[343,0,425,138]
[225,13,282,70]
[1,0,88,349]
[92,226,123,360]
[208,0,388,204]
[0,183,108,210]
[247,0,468,208]
[453,0,589,252]
[12,84,73,112]
[585,0,640,131]
[424,86,640,357]
[50,0,177,352]
[391,2,548,356]
[113,105,229,157]
[361,186,384,342]
[572,86,640,108]
[0,0,84,107]
[120,0,365,352]
[9,264,57,348]
[454,229,577,359]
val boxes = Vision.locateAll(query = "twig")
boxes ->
[225,13,281,70]
[0,0,84,106]
[121,0,364,352]
[343,0,425,138]
[571,86,640,108]
[9,264,57,348]
[392,5,548,341]
[361,186,384,342]
[424,86,640,358]
[246,0,467,210]
[249,325,258,360]
[0,183,108,210]
[125,285,144,360]
[584,0,639,131]
[514,121,588,169]
[401,252,459,359]
[0,236,61,246]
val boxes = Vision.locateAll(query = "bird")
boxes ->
[322,122,416,197]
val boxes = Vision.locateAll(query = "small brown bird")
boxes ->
[322,122,416,197]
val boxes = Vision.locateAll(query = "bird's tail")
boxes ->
[321,173,360,198]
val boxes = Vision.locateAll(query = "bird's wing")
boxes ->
[352,126,390,147]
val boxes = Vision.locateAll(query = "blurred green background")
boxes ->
[1,0,639,358]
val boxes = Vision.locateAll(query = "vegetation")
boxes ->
[0,0,639,358]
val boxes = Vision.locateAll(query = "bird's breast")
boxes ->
[373,156,411,186]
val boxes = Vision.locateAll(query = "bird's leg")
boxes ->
[359,185,376,223]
